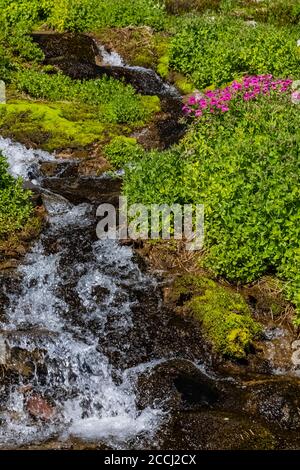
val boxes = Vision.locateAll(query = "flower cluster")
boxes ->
[183,75,293,118]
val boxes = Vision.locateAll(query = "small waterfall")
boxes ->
[0,136,54,181]
[96,42,180,98]
[98,45,125,67]
[0,138,163,448]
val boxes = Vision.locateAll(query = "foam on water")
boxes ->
[98,44,125,67]
[0,136,54,179]
[0,222,162,448]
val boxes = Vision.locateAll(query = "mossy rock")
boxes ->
[172,275,262,359]
[0,100,136,152]
[171,72,197,94]
[0,207,44,262]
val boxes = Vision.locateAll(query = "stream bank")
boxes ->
[0,33,300,450]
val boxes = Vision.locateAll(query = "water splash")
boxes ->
[0,136,54,180]
[98,45,125,67]
[0,139,163,448]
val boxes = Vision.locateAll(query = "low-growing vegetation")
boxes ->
[123,81,300,321]
[0,152,33,240]
[11,70,159,124]
[0,0,299,336]
[169,16,300,89]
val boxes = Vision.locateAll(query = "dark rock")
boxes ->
[40,161,80,178]
[42,176,121,205]
[99,66,173,96]
[159,410,276,450]
[174,372,219,407]
[136,359,221,412]
[31,32,98,65]
[22,181,44,207]
[244,378,300,430]
[31,32,103,80]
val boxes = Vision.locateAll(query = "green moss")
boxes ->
[154,34,171,78]
[140,95,161,115]
[0,101,102,150]
[157,56,170,79]
[173,74,196,94]
[134,53,154,68]
[0,100,147,152]
[173,275,262,359]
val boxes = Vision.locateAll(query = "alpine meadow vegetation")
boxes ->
[0,0,299,345]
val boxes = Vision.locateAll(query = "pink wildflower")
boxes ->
[188,96,197,105]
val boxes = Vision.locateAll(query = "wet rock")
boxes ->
[78,156,111,177]
[159,410,276,450]
[9,347,46,378]
[133,97,185,150]
[99,66,174,96]
[31,32,99,80]
[244,378,300,430]
[40,161,80,178]
[0,336,7,365]
[291,340,300,367]
[26,395,55,421]
[22,181,44,208]
[42,176,121,205]
[41,191,73,216]
[136,359,220,412]
[174,371,219,408]
[253,325,298,376]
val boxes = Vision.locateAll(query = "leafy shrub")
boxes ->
[164,0,221,15]
[0,0,45,66]
[104,136,144,169]
[12,70,154,123]
[223,0,300,26]
[0,153,33,238]
[45,0,166,32]
[123,88,300,317]
[169,16,300,88]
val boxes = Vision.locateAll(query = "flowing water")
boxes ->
[1,42,300,450]
[0,138,165,449]
[0,46,186,448]
[97,43,180,98]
